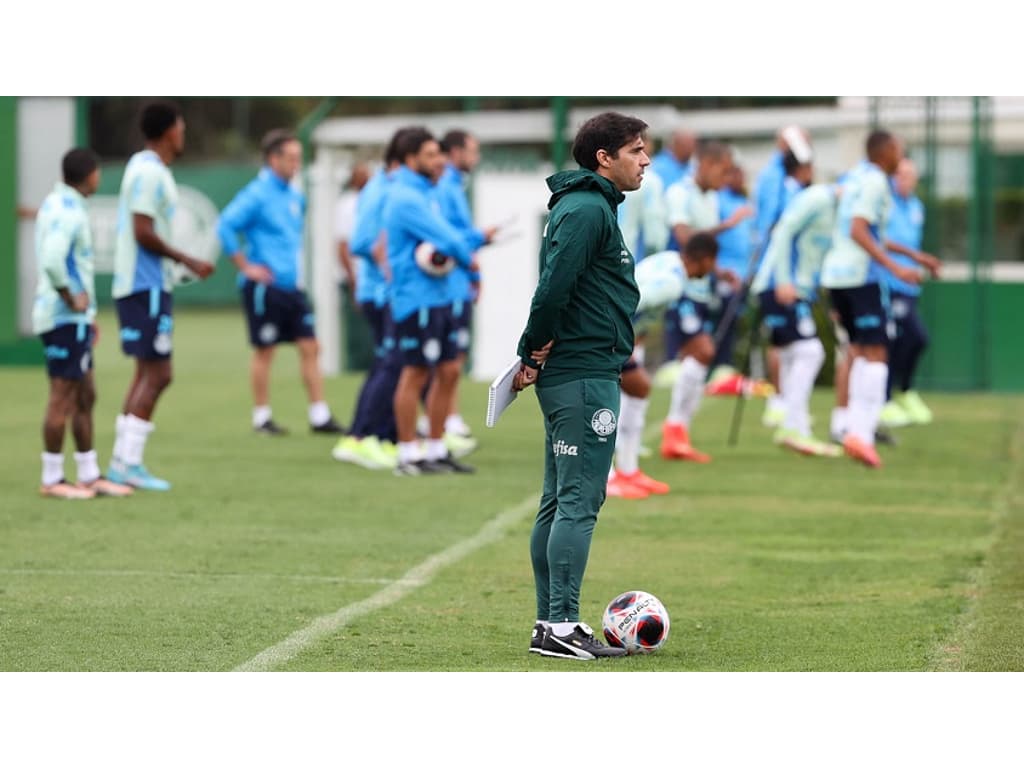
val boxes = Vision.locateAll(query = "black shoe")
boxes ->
[539,622,627,660]
[529,622,546,654]
[393,459,452,477]
[311,417,345,435]
[874,428,898,446]
[434,452,475,474]
[255,419,288,436]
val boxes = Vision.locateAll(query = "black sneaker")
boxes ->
[434,452,475,474]
[539,622,627,660]
[311,417,346,435]
[874,428,898,446]
[393,459,452,477]
[255,419,288,436]
[529,622,546,654]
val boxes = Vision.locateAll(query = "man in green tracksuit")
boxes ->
[513,111,649,660]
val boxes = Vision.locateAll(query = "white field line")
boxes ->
[0,568,401,585]
[233,495,539,672]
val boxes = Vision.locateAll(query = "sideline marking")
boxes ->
[233,495,538,672]
[0,568,399,585]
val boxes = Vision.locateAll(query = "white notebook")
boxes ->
[486,358,525,427]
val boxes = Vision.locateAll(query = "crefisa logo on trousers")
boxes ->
[552,439,579,457]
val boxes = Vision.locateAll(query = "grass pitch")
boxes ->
[1,308,1022,671]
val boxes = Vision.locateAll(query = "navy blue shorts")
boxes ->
[450,299,473,355]
[394,305,460,368]
[40,322,94,380]
[758,291,819,346]
[829,284,888,346]
[242,281,315,348]
[672,298,712,348]
[116,289,174,360]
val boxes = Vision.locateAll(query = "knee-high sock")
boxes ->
[615,393,649,474]
[782,339,825,436]
[122,414,155,466]
[848,358,888,445]
[667,356,707,427]
[111,413,127,465]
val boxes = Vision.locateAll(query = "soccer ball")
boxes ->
[414,242,456,277]
[602,590,670,654]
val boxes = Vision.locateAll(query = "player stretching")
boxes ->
[751,152,841,457]
[820,131,938,468]
[608,233,721,499]
[660,141,752,463]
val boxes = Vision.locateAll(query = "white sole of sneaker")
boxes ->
[538,648,593,660]
[331,450,390,471]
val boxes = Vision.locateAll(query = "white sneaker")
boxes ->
[445,414,473,438]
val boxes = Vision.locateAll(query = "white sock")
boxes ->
[445,413,467,434]
[74,450,100,485]
[122,414,154,466]
[782,339,824,436]
[252,404,272,427]
[111,413,127,467]
[309,401,331,427]
[615,394,649,474]
[550,621,578,636]
[424,438,447,461]
[41,452,65,486]
[830,406,849,438]
[848,359,887,445]
[667,357,707,427]
[767,394,784,413]
[398,441,423,464]
[861,361,888,442]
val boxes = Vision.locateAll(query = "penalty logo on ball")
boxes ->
[602,590,670,654]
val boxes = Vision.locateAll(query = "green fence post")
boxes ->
[969,96,994,390]
[0,97,19,344]
[551,97,568,171]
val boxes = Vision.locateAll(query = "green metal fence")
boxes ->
[870,96,1023,391]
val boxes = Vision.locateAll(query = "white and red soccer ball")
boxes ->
[602,590,670,654]
[414,242,456,276]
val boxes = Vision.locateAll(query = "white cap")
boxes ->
[781,125,813,164]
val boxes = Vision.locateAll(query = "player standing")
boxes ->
[34,148,133,499]
[513,111,649,660]
[108,101,214,491]
[217,129,345,437]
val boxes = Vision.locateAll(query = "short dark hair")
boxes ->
[393,126,436,163]
[261,128,298,160]
[440,129,471,154]
[571,112,648,172]
[866,129,895,159]
[62,147,99,186]
[696,140,731,163]
[684,231,719,259]
[140,100,182,141]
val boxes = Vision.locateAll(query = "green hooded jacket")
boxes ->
[517,169,640,388]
